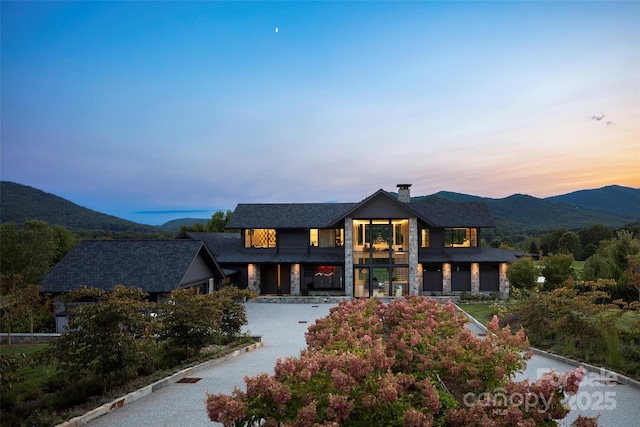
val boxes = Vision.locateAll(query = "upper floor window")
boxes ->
[310,229,344,247]
[444,228,477,247]
[244,229,276,248]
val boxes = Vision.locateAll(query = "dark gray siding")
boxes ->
[279,229,309,253]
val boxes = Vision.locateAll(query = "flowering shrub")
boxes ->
[206,296,596,426]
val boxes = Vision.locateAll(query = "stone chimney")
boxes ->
[397,184,412,203]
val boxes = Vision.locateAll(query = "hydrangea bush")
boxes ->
[206,296,594,426]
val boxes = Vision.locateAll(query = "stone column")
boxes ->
[442,263,451,294]
[471,263,480,295]
[290,264,300,295]
[247,264,260,295]
[344,218,354,297]
[409,217,419,295]
[499,262,510,299]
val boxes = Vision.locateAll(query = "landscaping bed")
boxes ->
[0,336,259,427]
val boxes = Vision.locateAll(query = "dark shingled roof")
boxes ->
[177,232,242,256]
[410,198,495,228]
[225,195,495,229]
[226,203,356,229]
[179,232,345,264]
[40,240,222,294]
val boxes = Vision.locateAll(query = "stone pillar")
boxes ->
[290,264,300,295]
[499,263,510,299]
[247,264,260,294]
[409,217,419,295]
[442,263,451,294]
[344,218,354,297]
[471,263,480,295]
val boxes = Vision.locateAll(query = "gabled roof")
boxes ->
[40,240,224,294]
[225,190,495,229]
[410,197,495,227]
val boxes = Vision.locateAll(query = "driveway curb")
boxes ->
[457,306,640,390]
[56,338,263,427]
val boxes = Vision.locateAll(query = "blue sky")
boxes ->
[2,1,638,225]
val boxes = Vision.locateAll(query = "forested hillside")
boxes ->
[413,186,638,233]
[0,181,157,233]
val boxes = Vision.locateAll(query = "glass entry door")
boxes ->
[353,219,410,297]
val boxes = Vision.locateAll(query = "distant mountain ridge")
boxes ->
[412,186,639,232]
[547,185,640,217]
[1,181,638,233]
[0,181,156,232]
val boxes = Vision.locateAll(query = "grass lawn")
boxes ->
[457,302,502,325]
[1,343,54,396]
[617,309,640,330]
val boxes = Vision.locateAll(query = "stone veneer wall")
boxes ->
[471,263,480,294]
[247,263,260,294]
[290,264,300,295]
[344,218,354,297]
[442,263,452,294]
[499,262,510,298]
[409,217,419,295]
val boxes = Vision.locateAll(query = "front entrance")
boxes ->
[354,266,408,297]
[260,264,291,294]
[352,218,410,298]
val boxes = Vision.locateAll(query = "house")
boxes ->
[181,184,521,298]
[40,240,225,332]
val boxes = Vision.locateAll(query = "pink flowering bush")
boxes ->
[206,296,596,426]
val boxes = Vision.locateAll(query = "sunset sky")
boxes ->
[1,1,638,225]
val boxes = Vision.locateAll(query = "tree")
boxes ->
[158,289,224,356]
[1,220,76,284]
[538,227,568,256]
[558,231,582,259]
[579,224,613,259]
[540,253,575,290]
[506,255,538,292]
[50,285,150,392]
[179,210,235,233]
[51,224,77,264]
[206,210,234,232]
[583,230,640,300]
[624,253,640,302]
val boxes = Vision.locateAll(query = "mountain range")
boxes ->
[1,181,638,234]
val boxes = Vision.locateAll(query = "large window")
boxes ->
[244,229,276,248]
[309,229,344,247]
[303,266,343,291]
[444,228,477,247]
[352,219,410,297]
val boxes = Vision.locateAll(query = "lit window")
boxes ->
[245,229,276,248]
[444,228,477,247]
[310,229,344,247]
[421,229,430,247]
